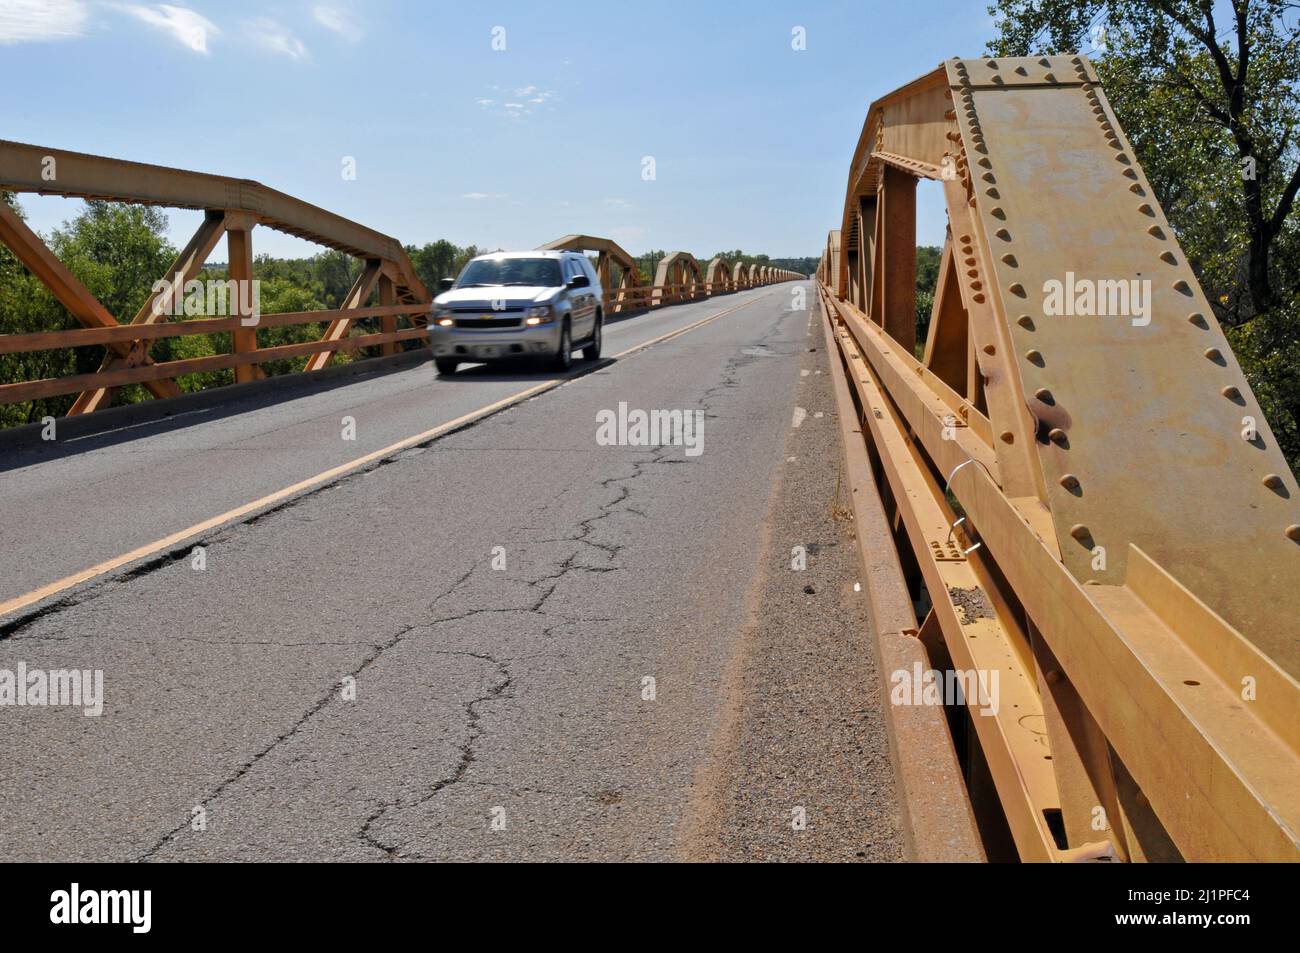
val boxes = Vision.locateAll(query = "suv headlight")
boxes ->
[430,304,454,327]
[524,305,554,325]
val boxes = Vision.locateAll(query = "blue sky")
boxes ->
[1,0,1000,260]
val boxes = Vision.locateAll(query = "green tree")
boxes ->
[915,245,943,355]
[0,198,176,423]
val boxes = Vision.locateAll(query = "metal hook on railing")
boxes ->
[943,458,992,556]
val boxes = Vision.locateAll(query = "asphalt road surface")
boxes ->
[0,283,904,861]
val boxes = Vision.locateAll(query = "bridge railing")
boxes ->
[0,303,430,406]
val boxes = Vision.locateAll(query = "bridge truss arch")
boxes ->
[652,251,702,305]
[537,233,644,314]
[820,54,1300,863]
[705,257,733,292]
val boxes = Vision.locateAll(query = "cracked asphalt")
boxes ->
[0,283,904,861]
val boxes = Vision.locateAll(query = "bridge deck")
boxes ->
[0,284,907,861]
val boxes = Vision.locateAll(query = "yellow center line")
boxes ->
[0,289,776,621]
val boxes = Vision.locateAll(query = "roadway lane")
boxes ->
[0,285,776,609]
[0,281,904,861]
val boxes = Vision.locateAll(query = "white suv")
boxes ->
[427,251,603,375]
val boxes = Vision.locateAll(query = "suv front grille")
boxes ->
[453,317,523,328]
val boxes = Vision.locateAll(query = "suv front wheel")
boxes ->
[582,312,602,362]
[552,321,572,372]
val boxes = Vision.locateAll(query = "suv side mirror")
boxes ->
[567,274,590,289]
[438,277,455,291]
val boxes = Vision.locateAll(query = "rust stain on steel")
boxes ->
[947,586,994,625]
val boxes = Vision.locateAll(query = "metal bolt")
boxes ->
[1069,524,1090,541]
[1059,474,1079,490]
[1262,474,1283,490]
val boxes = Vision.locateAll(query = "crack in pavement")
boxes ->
[357,649,513,861]
[132,562,485,863]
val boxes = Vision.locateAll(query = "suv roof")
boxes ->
[470,250,580,261]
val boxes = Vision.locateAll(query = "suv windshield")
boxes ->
[457,257,563,288]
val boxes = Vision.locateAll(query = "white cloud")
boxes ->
[0,0,88,44]
[478,86,556,119]
[245,17,307,60]
[117,4,218,53]
[462,192,506,200]
[312,4,359,41]
[603,198,632,209]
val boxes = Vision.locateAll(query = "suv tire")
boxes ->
[552,321,573,372]
[582,313,602,361]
